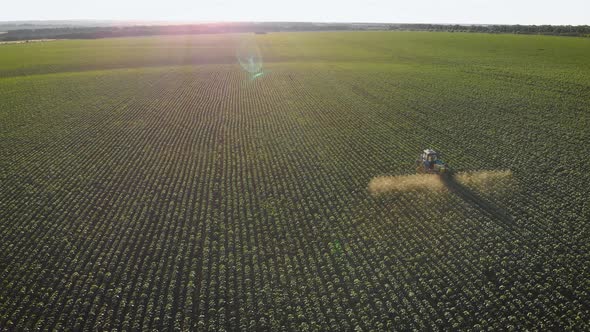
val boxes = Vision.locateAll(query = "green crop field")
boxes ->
[1,32,589,330]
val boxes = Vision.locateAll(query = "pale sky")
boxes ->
[2,0,588,25]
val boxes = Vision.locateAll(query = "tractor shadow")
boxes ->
[440,172,514,229]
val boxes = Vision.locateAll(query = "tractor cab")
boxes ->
[424,150,438,163]
[416,149,448,174]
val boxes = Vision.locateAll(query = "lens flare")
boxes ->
[237,38,263,76]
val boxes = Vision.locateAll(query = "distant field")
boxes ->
[1,32,589,330]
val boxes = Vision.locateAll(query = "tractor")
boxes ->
[416,149,449,174]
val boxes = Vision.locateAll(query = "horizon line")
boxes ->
[1,19,588,27]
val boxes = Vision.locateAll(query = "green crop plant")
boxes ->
[1,31,589,330]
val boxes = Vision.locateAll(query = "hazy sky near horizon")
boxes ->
[2,0,588,25]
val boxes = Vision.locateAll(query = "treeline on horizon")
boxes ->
[391,23,590,36]
[1,22,589,41]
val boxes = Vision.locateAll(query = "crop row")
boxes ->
[1,62,588,330]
